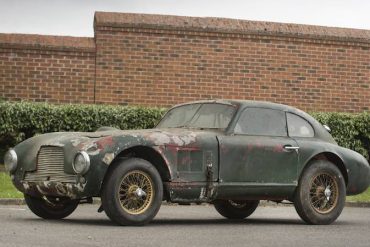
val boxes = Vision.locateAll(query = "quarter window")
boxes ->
[235,108,287,136]
[287,113,314,137]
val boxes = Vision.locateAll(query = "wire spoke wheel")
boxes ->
[294,160,346,225]
[102,158,163,226]
[309,173,338,214]
[118,170,154,215]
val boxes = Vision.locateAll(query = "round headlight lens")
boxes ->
[72,151,90,175]
[4,149,17,173]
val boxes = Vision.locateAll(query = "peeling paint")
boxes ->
[87,148,100,156]
[71,138,82,147]
[103,153,115,165]
[146,132,171,145]
[96,136,115,149]
[76,139,98,151]
[199,187,206,199]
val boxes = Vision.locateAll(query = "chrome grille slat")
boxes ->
[24,146,77,183]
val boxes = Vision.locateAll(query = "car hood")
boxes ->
[13,128,220,167]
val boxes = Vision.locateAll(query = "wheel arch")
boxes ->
[300,152,348,186]
[99,145,172,195]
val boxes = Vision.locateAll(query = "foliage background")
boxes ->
[0,101,369,162]
[311,112,370,160]
[0,101,166,161]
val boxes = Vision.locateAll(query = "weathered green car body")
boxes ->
[8,100,370,204]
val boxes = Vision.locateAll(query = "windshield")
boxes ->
[157,103,236,129]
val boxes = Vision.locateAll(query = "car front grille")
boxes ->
[24,146,77,183]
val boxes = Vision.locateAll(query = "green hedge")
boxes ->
[0,102,166,161]
[0,102,369,162]
[311,112,370,160]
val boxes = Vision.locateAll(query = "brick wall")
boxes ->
[0,34,95,103]
[94,12,370,112]
[1,12,370,112]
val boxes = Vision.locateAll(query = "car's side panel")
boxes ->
[215,183,296,201]
[213,135,299,201]
[218,135,299,184]
[156,134,219,202]
[294,138,339,176]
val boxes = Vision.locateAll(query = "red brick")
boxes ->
[1,13,370,112]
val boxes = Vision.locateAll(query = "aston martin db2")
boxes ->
[4,100,370,225]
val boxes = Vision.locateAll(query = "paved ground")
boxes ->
[0,204,369,247]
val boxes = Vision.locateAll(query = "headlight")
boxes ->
[4,149,17,174]
[72,151,90,175]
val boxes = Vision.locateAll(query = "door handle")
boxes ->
[284,145,300,151]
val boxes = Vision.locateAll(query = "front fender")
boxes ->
[79,130,202,197]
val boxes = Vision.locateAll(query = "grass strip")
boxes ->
[0,172,23,198]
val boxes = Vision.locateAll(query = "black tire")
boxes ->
[24,194,79,219]
[294,160,346,225]
[214,200,259,219]
[101,158,163,226]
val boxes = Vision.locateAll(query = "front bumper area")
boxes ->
[12,178,86,199]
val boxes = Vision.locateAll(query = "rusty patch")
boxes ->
[272,144,284,153]
[96,136,115,149]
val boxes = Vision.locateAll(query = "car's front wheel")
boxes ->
[294,160,346,225]
[24,194,79,219]
[214,200,259,219]
[101,158,163,226]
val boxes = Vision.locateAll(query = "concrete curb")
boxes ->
[0,198,369,208]
[345,202,370,208]
[0,198,25,205]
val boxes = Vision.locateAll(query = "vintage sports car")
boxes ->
[4,100,370,225]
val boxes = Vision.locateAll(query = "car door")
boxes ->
[218,107,299,185]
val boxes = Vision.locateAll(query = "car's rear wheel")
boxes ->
[101,158,163,226]
[24,194,79,219]
[294,160,346,225]
[214,200,259,219]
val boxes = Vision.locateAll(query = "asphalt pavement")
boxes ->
[0,204,369,247]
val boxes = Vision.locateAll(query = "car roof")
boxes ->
[173,99,319,126]
[172,99,336,143]
[174,99,298,112]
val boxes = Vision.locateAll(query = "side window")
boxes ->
[235,108,287,136]
[287,113,314,137]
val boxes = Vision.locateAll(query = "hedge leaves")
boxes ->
[0,102,166,160]
[0,102,369,162]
